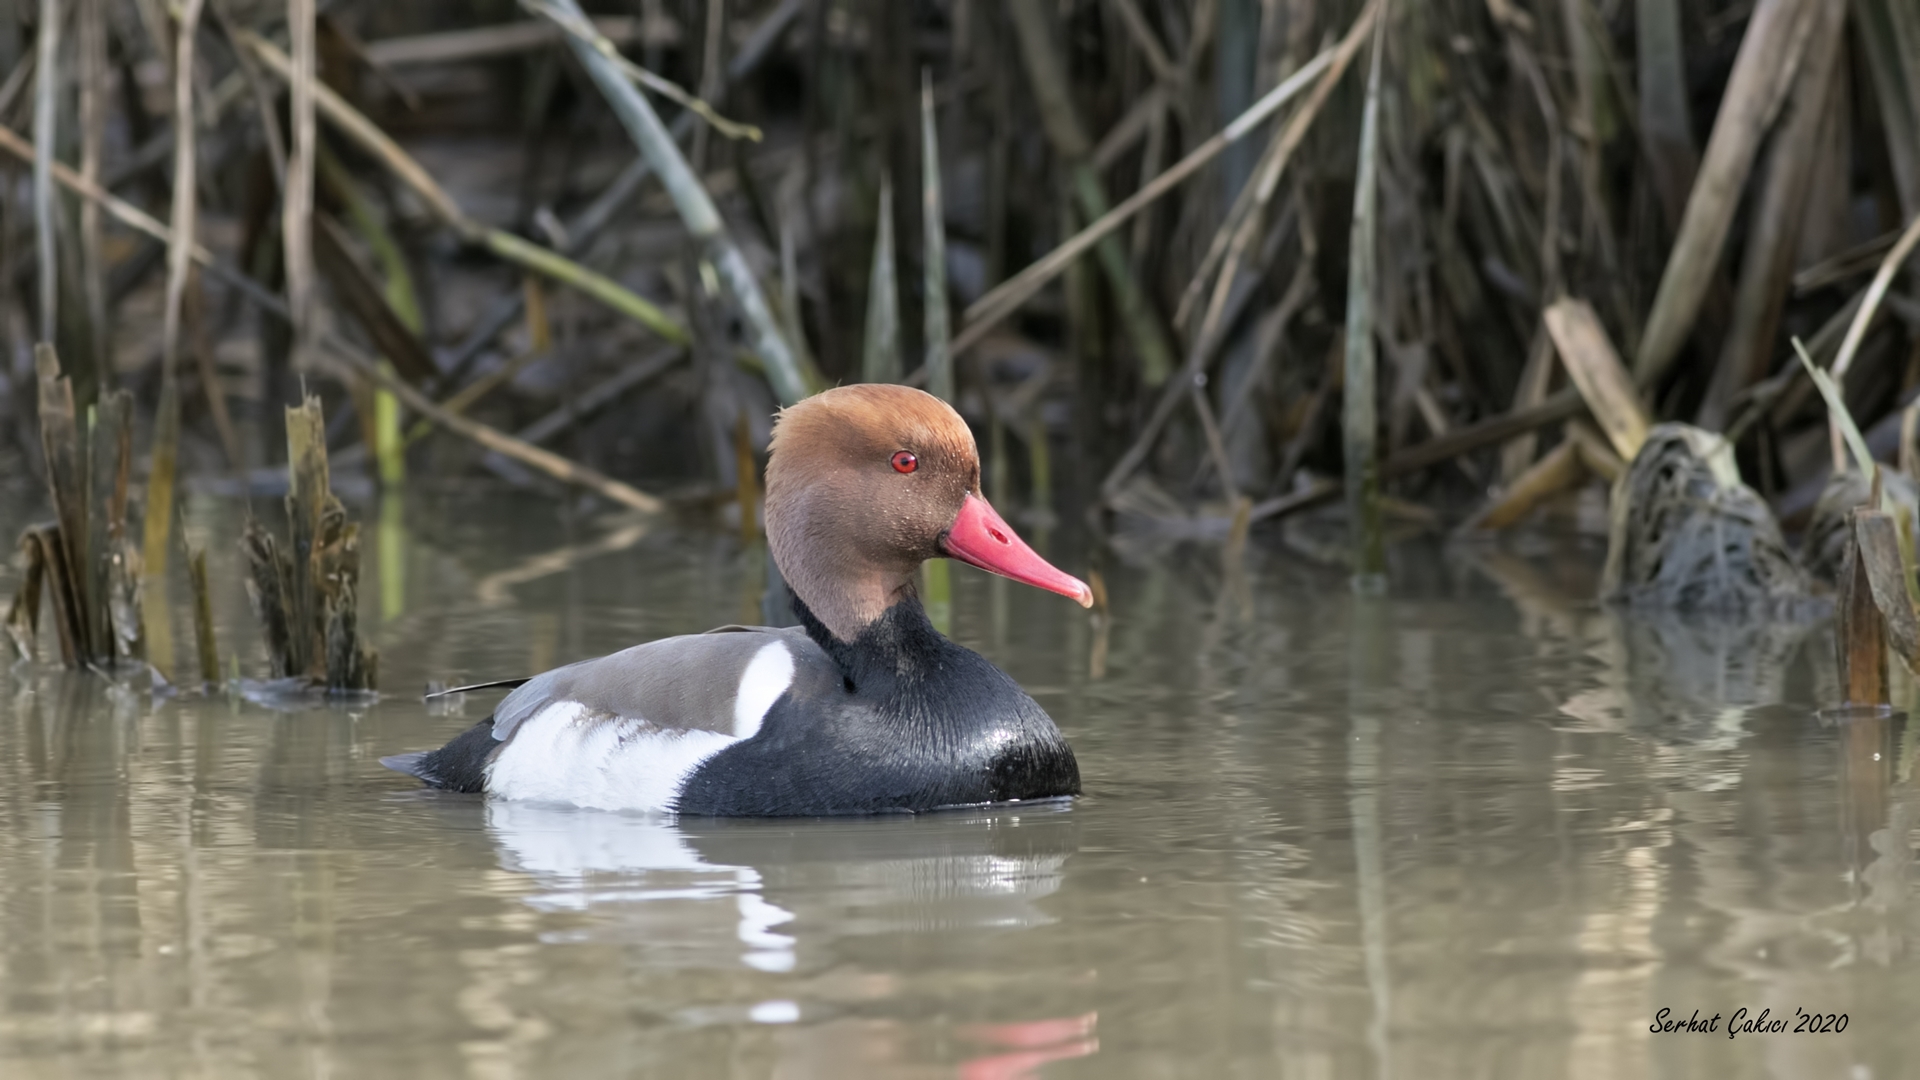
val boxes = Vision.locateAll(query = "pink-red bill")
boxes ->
[940,493,1093,608]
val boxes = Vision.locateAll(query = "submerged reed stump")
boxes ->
[4,345,144,668]
[240,397,377,693]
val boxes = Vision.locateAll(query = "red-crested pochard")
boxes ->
[382,384,1092,815]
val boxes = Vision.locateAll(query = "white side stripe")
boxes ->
[486,701,737,812]
[733,641,795,740]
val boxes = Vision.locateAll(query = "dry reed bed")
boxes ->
[0,0,1916,583]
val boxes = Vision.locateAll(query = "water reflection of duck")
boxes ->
[384,386,1094,815]
[487,801,1078,962]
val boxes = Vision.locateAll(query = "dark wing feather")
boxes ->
[422,677,533,701]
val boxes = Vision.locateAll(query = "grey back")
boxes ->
[490,625,829,743]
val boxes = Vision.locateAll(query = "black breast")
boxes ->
[675,597,1080,816]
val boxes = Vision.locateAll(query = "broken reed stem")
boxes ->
[1344,6,1388,588]
[541,0,809,405]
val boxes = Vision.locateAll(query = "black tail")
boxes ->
[381,718,498,793]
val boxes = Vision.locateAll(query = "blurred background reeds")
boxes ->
[0,0,1917,561]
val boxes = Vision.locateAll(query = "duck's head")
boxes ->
[765,383,1092,641]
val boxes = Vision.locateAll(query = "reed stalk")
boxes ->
[1343,7,1387,589]
[32,0,58,345]
[145,0,206,595]
[283,0,316,355]
[862,176,901,384]
[76,0,108,391]
[921,70,953,404]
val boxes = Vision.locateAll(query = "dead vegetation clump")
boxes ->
[1601,424,1817,618]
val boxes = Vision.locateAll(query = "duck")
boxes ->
[382,383,1092,816]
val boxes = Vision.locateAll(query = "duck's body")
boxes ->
[385,597,1077,814]
[385,384,1089,817]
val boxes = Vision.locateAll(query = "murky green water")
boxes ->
[1,490,1916,1078]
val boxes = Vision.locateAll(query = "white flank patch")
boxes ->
[732,640,795,740]
[486,701,738,812]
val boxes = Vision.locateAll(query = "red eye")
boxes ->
[891,450,918,474]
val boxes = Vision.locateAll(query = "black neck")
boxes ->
[792,593,950,698]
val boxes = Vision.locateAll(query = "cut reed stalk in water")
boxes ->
[1837,510,1891,707]
[185,538,219,688]
[37,345,93,658]
[240,397,377,693]
[5,346,143,669]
